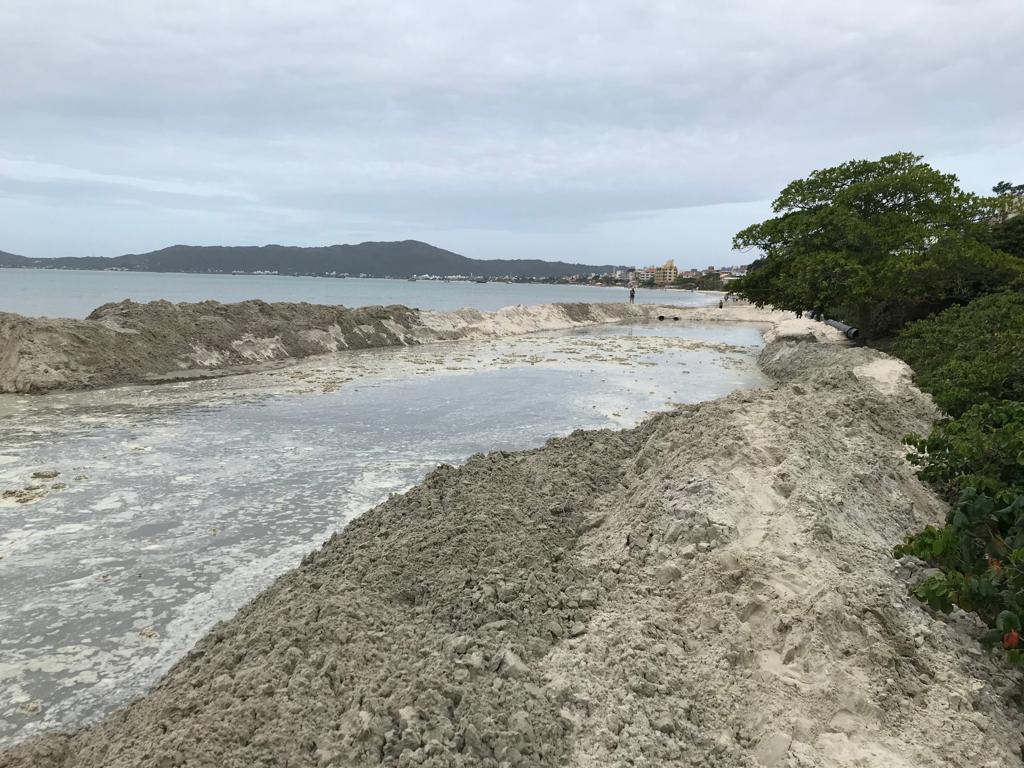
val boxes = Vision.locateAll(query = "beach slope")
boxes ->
[4,314,1022,767]
[0,300,662,393]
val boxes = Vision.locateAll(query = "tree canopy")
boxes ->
[729,153,1024,336]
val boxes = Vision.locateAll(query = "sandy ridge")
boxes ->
[0,300,689,394]
[3,307,1022,767]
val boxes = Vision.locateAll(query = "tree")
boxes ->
[993,181,1024,197]
[729,153,1024,337]
[988,181,1024,259]
[674,273,723,290]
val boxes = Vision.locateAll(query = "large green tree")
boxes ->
[988,181,1024,259]
[730,153,1024,336]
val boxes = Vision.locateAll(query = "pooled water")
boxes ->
[0,321,767,745]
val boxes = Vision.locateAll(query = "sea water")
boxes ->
[0,321,766,745]
[0,267,717,318]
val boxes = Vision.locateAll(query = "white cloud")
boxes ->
[1,0,1022,265]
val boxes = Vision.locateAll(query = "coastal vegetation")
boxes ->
[730,154,1024,658]
[731,152,1023,337]
[672,272,724,291]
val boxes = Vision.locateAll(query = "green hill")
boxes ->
[0,241,621,279]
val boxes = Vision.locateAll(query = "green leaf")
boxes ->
[997,610,1021,632]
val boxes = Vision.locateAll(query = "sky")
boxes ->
[1,1,1022,269]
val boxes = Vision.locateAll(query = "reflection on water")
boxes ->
[0,322,766,745]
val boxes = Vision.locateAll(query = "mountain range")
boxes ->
[0,241,621,279]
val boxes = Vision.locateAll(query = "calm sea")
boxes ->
[0,268,717,318]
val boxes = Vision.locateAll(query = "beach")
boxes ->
[2,304,1022,767]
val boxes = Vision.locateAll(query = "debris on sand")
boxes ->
[1,486,49,506]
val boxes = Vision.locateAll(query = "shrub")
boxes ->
[896,490,1024,638]
[905,400,1024,504]
[894,292,1024,416]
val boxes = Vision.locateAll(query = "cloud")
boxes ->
[1,0,1022,264]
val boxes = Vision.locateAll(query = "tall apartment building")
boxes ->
[653,259,678,285]
[635,259,678,285]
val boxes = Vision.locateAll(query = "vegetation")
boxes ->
[893,292,1024,416]
[673,273,724,291]
[730,155,1024,659]
[903,400,1024,503]
[987,182,1024,259]
[729,153,1024,337]
[895,296,1024,645]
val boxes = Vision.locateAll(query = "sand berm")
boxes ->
[3,305,1024,767]
[0,299,675,393]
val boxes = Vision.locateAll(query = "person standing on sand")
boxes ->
[628,284,636,304]
[718,299,723,309]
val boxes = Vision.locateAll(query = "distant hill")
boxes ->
[0,241,622,279]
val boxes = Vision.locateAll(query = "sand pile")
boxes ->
[4,317,1022,767]
[0,300,662,394]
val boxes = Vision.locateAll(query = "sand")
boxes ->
[3,306,1023,767]
[0,300,675,393]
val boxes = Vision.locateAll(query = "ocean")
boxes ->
[0,268,717,318]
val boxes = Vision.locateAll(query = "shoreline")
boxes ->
[0,299,719,394]
[5,308,1023,767]
[0,299,764,396]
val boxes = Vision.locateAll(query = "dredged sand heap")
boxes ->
[0,300,678,393]
[4,308,1023,767]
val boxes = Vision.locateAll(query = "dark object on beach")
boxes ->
[657,315,665,321]
[824,319,860,339]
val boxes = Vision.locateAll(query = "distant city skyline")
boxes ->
[1,1,1021,269]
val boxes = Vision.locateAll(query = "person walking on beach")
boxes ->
[628,284,636,304]
[718,299,724,309]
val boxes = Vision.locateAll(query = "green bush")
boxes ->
[894,294,1024,653]
[896,490,1024,638]
[894,292,1024,416]
[905,400,1024,504]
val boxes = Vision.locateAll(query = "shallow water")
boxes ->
[0,267,717,318]
[0,321,767,745]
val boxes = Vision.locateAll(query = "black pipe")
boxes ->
[824,319,860,339]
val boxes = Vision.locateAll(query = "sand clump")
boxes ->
[4,314,1024,767]
[0,300,668,393]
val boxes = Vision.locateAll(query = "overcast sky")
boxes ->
[2,1,1022,268]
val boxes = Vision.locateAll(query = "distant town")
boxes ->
[1,244,750,290]
[220,259,751,290]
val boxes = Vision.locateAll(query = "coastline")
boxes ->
[4,306,1023,767]
[0,300,703,394]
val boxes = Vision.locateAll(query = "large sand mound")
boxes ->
[4,323,1022,767]
[0,300,661,393]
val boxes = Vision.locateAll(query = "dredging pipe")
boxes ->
[824,319,860,340]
